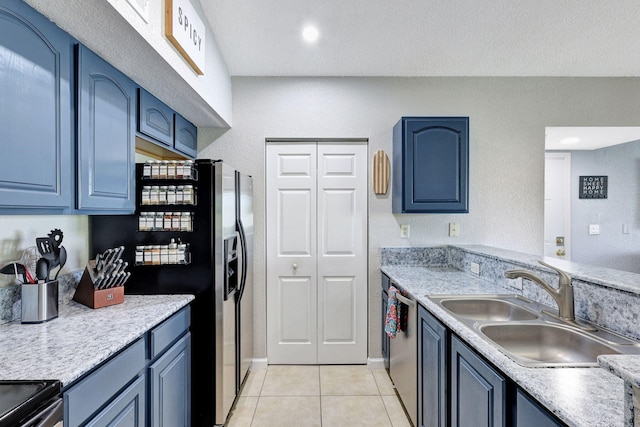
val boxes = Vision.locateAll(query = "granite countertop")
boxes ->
[600,355,640,388]
[382,265,627,427]
[0,294,194,386]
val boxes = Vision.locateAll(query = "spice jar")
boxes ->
[151,245,161,265]
[135,246,144,265]
[143,161,152,179]
[151,160,160,179]
[141,186,151,205]
[180,212,192,231]
[167,185,176,204]
[168,161,177,179]
[168,239,178,264]
[149,186,159,205]
[159,160,168,179]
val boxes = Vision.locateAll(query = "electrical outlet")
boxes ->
[589,224,600,235]
[400,224,410,238]
[470,262,480,275]
[449,222,460,237]
[508,277,523,290]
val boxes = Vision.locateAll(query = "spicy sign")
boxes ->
[579,176,608,199]
[165,0,206,75]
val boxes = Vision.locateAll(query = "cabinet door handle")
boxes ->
[292,263,298,270]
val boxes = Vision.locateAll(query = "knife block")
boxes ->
[73,263,124,309]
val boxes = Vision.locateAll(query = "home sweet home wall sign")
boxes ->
[165,0,206,75]
[579,176,608,199]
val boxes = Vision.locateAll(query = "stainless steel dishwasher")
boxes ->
[389,283,417,426]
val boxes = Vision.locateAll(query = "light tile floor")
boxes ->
[226,365,412,427]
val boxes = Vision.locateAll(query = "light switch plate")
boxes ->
[470,262,480,275]
[508,277,523,290]
[400,224,410,238]
[449,222,460,237]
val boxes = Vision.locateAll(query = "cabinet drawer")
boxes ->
[64,337,146,427]
[150,306,190,359]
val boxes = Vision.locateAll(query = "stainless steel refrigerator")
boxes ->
[89,159,253,427]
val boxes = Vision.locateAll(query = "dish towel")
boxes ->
[385,286,400,338]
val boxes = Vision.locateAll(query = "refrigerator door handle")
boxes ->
[236,218,248,302]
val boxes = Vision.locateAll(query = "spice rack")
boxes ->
[135,239,190,266]
[136,160,197,266]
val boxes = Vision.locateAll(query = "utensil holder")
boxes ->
[21,280,58,324]
[73,262,124,309]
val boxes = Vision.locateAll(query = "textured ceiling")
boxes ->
[546,127,640,150]
[202,0,640,77]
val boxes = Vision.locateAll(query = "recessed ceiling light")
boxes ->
[302,25,319,43]
[560,137,581,145]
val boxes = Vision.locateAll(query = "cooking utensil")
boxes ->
[35,237,53,256]
[20,247,39,281]
[0,262,35,284]
[35,258,50,282]
[1,262,24,283]
[54,247,67,280]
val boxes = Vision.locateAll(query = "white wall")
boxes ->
[198,76,640,360]
[570,140,640,272]
[24,0,232,128]
[0,216,88,287]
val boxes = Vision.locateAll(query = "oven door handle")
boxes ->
[21,397,63,427]
[395,292,415,307]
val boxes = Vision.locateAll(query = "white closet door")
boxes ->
[317,142,368,364]
[266,141,368,365]
[266,143,318,364]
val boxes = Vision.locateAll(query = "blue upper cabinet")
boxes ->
[76,45,136,213]
[138,88,197,159]
[174,113,197,158]
[0,0,73,211]
[393,117,469,213]
[138,88,174,148]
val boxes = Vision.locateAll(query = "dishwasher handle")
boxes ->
[395,292,415,307]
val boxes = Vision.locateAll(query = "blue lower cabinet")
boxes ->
[516,389,565,427]
[418,306,447,427]
[84,374,146,427]
[149,333,192,427]
[63,308,191,427]
[451,335,505,427]
[76,44,136,213]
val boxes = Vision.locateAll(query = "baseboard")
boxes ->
[251,358,268,370]
[367,357,386,369]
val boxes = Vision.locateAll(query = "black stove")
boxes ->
[0,381,61,427]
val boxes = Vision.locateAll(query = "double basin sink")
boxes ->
[427,294,640,367]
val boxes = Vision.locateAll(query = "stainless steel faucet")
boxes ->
[505,261,575,322]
